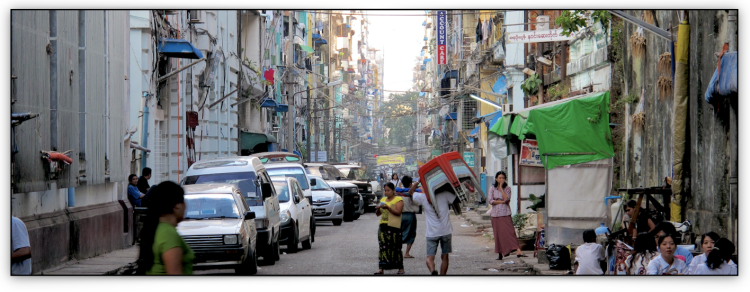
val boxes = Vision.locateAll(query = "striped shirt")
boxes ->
[488,186,512,217]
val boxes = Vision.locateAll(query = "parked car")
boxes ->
[303,163,362,222]
[247,151,302,164]
[271,176,314,252]
[182,156,281,265]
[264,162,316,240]
[178,184,258,275]
[307,175,344,226]
[329,164,377,213]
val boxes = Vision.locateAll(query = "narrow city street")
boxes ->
[196,211,530,275]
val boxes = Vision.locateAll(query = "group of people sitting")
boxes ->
[574,207,737,275]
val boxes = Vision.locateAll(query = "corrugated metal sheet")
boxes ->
[107,10,129,182]
[11,10,51,192]
[55,10,80,189]
[85,10,107,185]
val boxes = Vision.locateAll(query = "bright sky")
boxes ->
[367,10,428,98]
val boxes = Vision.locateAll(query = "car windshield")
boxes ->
[327,167,346,180]
[271,181,291,203]
[310,177,331,191]
[305,166,324,178]
[267,167,310,190]
[183,172,264,206]
[184,194,240,219]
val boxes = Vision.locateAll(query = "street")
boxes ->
[196,211,531,275]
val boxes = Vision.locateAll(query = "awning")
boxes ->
[486,111,503,129]
[241,132,278,151]
[314,38,328,45]
[158,38,203,59]
[299,44,315,53]
[445,112,457,120]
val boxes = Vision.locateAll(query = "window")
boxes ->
[272,180,290,202]
[310,177,332,191]
[267,166,310,189]
[184,194,241,219]
[183,172,260,205]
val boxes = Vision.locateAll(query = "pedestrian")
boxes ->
[128,174,146,207]
[686,231,720,274]
[692,238,737,275]
[374,182,405,275]
[574,229,606,275]
[11,216,32,275]
[650,222,693,264]
[397,175,420,259]
[138,167,152,194]
[390,173,402,188]
[136,181,194,275]
[406,181,457,275]
[625,233,658,275]
[488,171,526,260]
[646,234,687,275]
[623,200,656,239]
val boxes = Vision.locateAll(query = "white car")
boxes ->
[271,176,314,252]
[265,163,313,201]
[308,175,345,226]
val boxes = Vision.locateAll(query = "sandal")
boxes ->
[397,270,405,275]
[404,255,415,258]
[374,270,384,275]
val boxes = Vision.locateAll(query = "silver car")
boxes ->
[307,175,344,226]
[178,184,258,275]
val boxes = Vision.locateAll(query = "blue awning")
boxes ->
[445,112,457,120]
[492,75,508,95]
[314,38,327,45]
[312,33,322,39]
[486,111,503,129]
[470,126,480,136]
[260,98,278,108]
[276,104,289,112]
[158,38,203,59]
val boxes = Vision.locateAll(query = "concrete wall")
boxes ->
[620,10,737,238]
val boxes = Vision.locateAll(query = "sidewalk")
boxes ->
[37,245,139,275]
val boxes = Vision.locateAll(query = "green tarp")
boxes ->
[299,44,315,53]
[523,91,614,169]
[489,115,512,137]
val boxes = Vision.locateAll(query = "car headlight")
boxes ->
[224,234,238,245]
[367,186,372,192]
[280,211,291,223]
[335,195,343,203]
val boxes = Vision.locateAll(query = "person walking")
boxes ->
[11,216,32,275]
[397,176,420,259]
[488,171,526,260]
[374,182,405,275]
[136,181,194,275]
[406,181,457,275]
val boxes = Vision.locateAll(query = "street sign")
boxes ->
[519,139,543,167]
[377,155,405,165]
[463,152,475,167]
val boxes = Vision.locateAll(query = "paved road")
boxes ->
[196,211,531,275]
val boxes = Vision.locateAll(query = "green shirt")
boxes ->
[147,222,195,275]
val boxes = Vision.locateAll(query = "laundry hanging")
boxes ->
[476,19,482,43]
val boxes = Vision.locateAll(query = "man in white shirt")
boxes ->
[574,229,606,275]
[11,216,32,275]
[406,181,457,275]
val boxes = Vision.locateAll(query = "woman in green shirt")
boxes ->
[136,181,194,275]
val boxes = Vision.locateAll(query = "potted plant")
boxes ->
[521,73,543,102]
[527,193,546,231]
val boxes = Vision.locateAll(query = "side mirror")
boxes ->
[261,182,274,199]
[310,178,317,186]
[293,195,300,204]
[244,211,256,220]
[305,196,312,203]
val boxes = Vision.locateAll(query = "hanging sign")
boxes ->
[519,139,543,167]
[437,10,447,65]
[506,28,575,44]
[463,152,475,167]
[377,155,405,165]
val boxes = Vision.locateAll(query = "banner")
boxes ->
[506,28,575,44]
[437,11,447,65]
[377,155,405,165]
[520,139,543,167]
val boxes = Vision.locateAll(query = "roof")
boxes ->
[264,162,306,169]
[182,183,238,194]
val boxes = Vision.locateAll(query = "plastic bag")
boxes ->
[546,244,571,270]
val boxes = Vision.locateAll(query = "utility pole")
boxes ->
[325,10,332,163]
[286,11,295,153]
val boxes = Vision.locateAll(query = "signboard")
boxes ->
[506,28,575,44]
[437,11,447,65]
[519,139,543,167]
[315,151,327,162]
[377,155,405,165]
[463,152,475,167]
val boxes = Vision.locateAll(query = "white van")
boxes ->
[182,156,282,265]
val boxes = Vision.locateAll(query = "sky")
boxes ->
[367,10,428,98]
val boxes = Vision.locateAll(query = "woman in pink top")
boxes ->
[489,171,526,260]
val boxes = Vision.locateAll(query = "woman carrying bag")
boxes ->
[375,182,405,275]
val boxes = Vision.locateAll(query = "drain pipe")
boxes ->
[140,105,150,169]
[68,187,75,207]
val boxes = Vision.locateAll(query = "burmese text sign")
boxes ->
[520,139,543,167]
[506,28,575,44]
[377,155,405,165]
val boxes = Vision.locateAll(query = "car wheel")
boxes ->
[353,212,361,220]
[343,205,354,222]
[271,237,281,261]
[302,224,313,250]
[237,249,258,275]
[288,223,299,253]
[333,219,343,226]
[310,216,316,242]
[261,243,276,265]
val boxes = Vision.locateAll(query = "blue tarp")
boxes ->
[419,92,426,97]
[469,126,480,143]
[445,112,457,120]
[158,38,203,59]
[492,75,508,95]
[704,52,737,103]
[486,112,503,129]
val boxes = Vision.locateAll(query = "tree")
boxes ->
[382,92,418,147]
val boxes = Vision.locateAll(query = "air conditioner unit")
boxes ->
[188,10,203,23]
[501,104,513,114]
